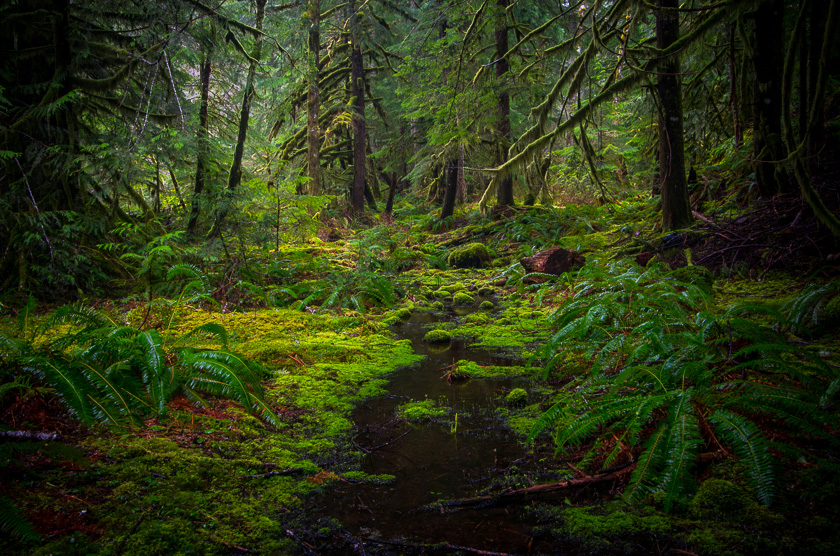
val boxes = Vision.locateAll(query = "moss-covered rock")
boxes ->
[448,242,491,268]
[394,308,412,320]
[480,300,494,310]
[453,292,475,305]
[504,388,528,406]
[424,329,452,343]
[397,399,447,420]
[432,288,452,300]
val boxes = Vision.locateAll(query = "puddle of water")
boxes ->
[311,307,561,553]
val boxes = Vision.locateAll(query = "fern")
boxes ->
[531,260,839,511]
[0,494,40,542]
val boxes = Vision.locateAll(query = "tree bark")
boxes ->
[384,172,397,216]
[307,0,322,194]
[656,0,692,230]
[752,0,787,197]
[808,0,829,171]
[187,50,212,235]
[208,0,266,237]
[727,24,742,147]
[441,158,458,219]
[495,0,514,207]
[349,0,366,215]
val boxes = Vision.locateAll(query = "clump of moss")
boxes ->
[453,292,475,305]
[394,308,412,320]
[448,243,491,268]
[465,312,490,324]
[505,388,528,406]
[432,288,452,300]
[480,300,494,310]
[424,329,452,343]
[397,399,447,421]
[444,282,467,293]
[478,286,495,296]
[431,301,445,310]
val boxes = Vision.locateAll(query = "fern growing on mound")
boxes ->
[529,262,839,511]
[1,298,280,429]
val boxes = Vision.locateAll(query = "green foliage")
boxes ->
[423,329,452,343]
[0,274,279,428]
[529,261,839,511]
[448,243,491,269]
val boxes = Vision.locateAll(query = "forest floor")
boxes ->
[2,194,840,555]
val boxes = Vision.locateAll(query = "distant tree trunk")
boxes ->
[187,50,212,235]
[166,161,187,211]
[727,24,742,147]
[441,158,458,219]
[384,172,397,216]
[307,0,322,194]
[457,145,466,203]
[349,0,366,215]
[808,0,829,171]
[752,0,787,198]
[208,0,266,237]
[495,0,514,207]
[656,0,692,230]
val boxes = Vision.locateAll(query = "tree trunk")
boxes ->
[808,0,829,171]
[187,50,212,235]
[208,0,266,237]
[656,0,692,231]
[727,24,742,147]
[495,0,514,207]
[441,158,458,219]
[752,0,787,198]
[384,172,397,216]
[349,0,366,215]
[307,0,322,195]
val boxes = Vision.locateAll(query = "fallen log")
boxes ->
[0,430,62,441]
[439,466,633,510]
[520,247,585,275]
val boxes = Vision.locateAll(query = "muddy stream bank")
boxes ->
[309,308,574,554]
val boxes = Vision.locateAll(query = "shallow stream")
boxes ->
[312,308,563,554]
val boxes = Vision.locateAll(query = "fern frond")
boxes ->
[709,409,775,506]
[0,494,40,542]
[624,420,669,502]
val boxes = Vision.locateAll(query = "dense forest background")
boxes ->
[2,0,837,297]
[3,0,840,554]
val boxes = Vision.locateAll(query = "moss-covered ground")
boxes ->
[2,196,840,555]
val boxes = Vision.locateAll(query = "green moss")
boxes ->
[479,300,494,309]
[504,388,528,406]
[432,288,452,300]
[424,329,452,343]
[393,307,412,320]
[397,399,447,421]
[447,242,491,268]
[465,312,490,324]
[431,301,445,310]
[453,292,475,305]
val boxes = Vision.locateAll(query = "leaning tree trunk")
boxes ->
[656,0,692,231]
[495,0,514,207]
[752,0,787,198]
[307,0,322,195]
[187,50,211,235]
[208,0,266,237]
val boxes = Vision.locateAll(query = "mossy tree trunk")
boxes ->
[187,47,212,235]
[751,0,788,198]
[656,0,692,231]
[349,0,366,215]
[307,0,322,195]
[495,0,514,207]
[441,159,458,219]
[208,0,266,237]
